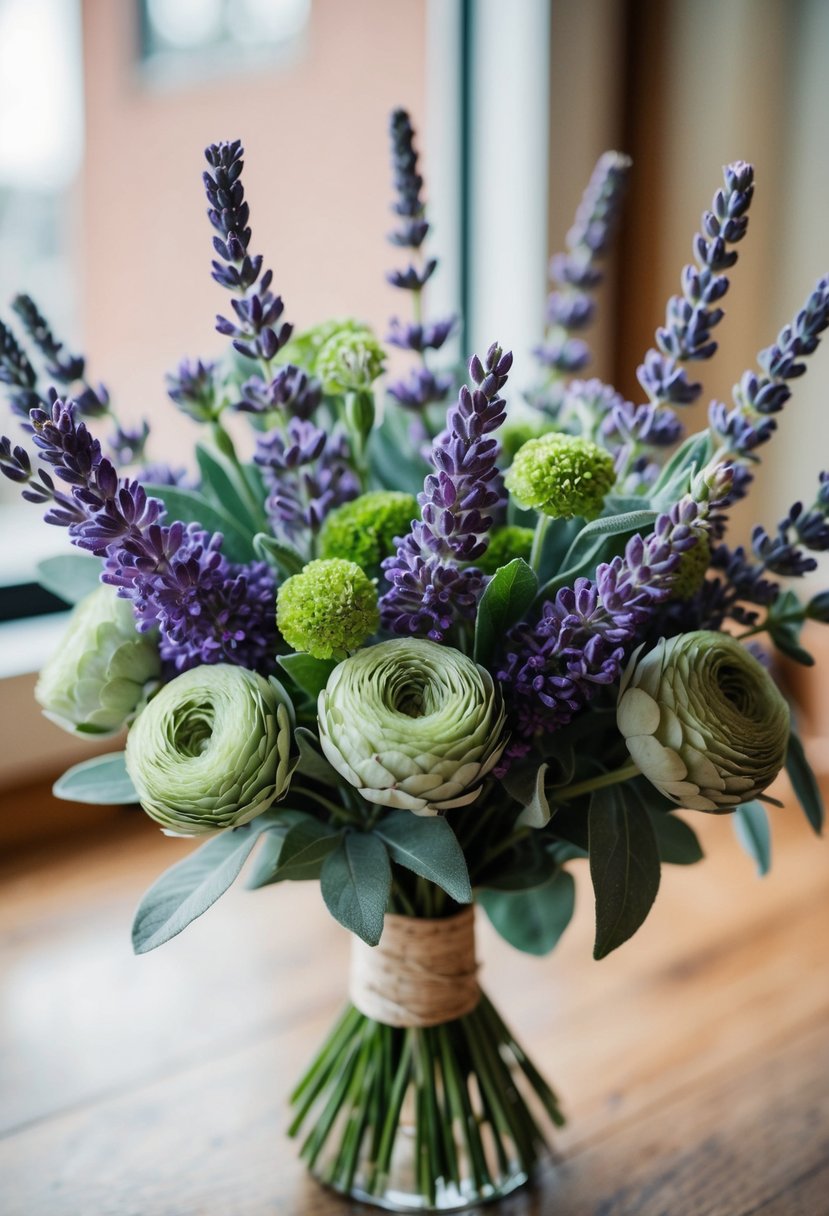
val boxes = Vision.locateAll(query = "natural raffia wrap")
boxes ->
[350,908,480,1028]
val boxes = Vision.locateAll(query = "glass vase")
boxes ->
[288,912,564,1212]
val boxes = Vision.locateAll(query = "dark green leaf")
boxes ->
[374,811,472,904]
[247,815,341,886]
[477,835,553,890]
[589,783,661,959]
[474,559,538,664]
[647,811,704,866]
[320,832,391,945]
[479,870,575,956]
[786,729,824,835]
[196,443,265,536]
[132,814,281,952]
[733,800,772,876]
[769,627,814,667]
[253,532,306,577]
[53,753,137,805]
[143,483,255,563]
[36,554,102,604]
[278,653,337,700]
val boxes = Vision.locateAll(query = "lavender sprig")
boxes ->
[498,498,701,739]
[12,294,110,417]
[0,401,278,672]
[380,343,511,641]
[0,318,41,420]
[204,140,293,365]
[385,109,456,415]
[237,364,322,421]
[638,162,754,409]
[255,419,359,550]
[531,152,631,412]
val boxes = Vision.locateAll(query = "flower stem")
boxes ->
[554,760,640,803]
[529,513,551,573]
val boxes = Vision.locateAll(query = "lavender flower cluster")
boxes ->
[385,109,455,416]
[380,344,511,640]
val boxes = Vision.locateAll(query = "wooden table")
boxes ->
[1,787,828,1215]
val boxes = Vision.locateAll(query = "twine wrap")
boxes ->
[349,907,480,1028]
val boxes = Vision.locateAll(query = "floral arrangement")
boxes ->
[1,109,827,1210]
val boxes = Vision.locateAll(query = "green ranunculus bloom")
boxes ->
[317,638,507,815]
[35,584,161,736]
[125,664,295,835]
[617,631,789,812]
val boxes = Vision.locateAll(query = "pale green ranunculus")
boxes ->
[617,631,789,812]
[317,638,507,815]
[35,584,161,736]
[125,664,295,835]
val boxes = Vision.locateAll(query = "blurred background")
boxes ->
[1,0,828,805]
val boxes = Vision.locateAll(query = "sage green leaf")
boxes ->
[479,870,575,956]
[515,763,552,829]
[649,431,714,505]
[589,783,661,959]
[249,815,341,885]
[36,554,102,604]
[733,800,772,876]
[253,532,306,577]
[293,726,341,784]
[278,653,338,700]
[321,832,391,945]
[536,509,657,601]
[474,558,538,665]
[143,483,255,563]
[53,753,137,805]
[374,811,472,904]
[196,443,265,536]
[785,728,824,835]
[132,813,281,952]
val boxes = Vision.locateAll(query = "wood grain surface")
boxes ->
[0,781,827,1215]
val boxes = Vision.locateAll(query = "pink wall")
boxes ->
[79,0,427,445]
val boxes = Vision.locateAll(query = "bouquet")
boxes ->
[1,109,827,1212]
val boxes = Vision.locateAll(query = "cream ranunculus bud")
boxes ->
[125,664,295,835]
[35,584,161,736]
[617,631,789,812]
[317,638,507,815]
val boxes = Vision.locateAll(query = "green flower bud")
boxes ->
[319,491,418,572]
[477,526,535,575]
[505,432,616,519]
[671,528,711,601]
[277,558,379,659]
[125,664,295,835]
[315,327,386,394]
[617,631,789,812]
[35,585,161,736]
[278,318,368,373]
[318,638,507,815]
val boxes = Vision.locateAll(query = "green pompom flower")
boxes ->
[505,432,616,519]
[277,558,379,659]
[35,585,161,736]
[617,631,790,812]
[477,526,535,575]
[671,529,711,600]
[125,664,295,835]
[315,326,386,394]
[318,638,507,815]
[278,318,368,373]
[319,491,418,572]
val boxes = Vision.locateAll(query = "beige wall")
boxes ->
[79,0,427,450]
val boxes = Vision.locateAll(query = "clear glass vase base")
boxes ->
[319,1166,531,1213]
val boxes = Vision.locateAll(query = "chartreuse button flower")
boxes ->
[319,491,417,572]
[477,526,535,575]
[35,585,161,736]
[125,664,295,835]
[277,558,379,659]
[505,432,615,519]
[315,325,386,394]
[317,638,507,815]
[617,631,789,812]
